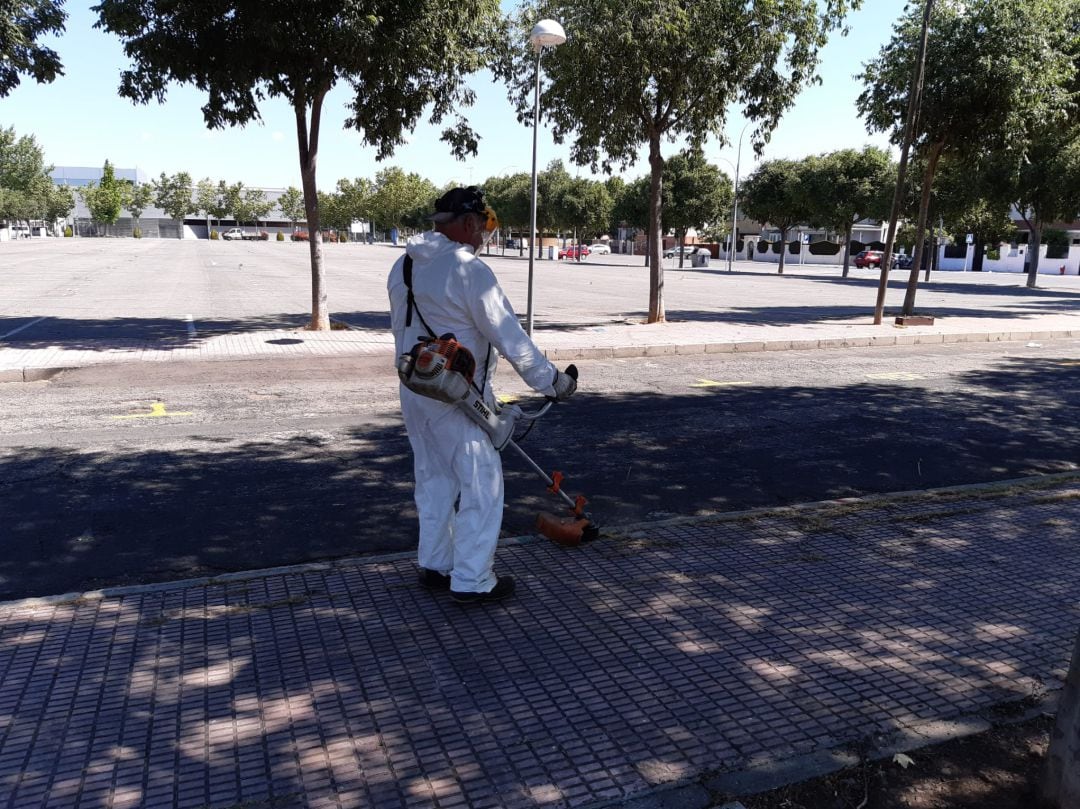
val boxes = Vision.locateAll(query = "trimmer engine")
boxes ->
[396,334,517,449]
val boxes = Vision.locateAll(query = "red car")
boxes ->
[558,245,589,260]
[853,249,885,268]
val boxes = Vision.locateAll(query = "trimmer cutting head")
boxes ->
[536,512,600,546]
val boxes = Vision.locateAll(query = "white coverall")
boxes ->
[388,232,559,593]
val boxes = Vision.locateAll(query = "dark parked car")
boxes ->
[893,253,913,269]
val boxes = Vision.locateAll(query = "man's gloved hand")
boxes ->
[552,364,578,401]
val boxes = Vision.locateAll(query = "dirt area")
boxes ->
[735,713,1054,809]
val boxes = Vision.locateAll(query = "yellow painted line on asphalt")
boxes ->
[498,394,519,403]
[112,402,193,419]
[690,379,752,388]
[866,372,925,381]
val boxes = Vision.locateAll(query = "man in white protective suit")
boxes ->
[388,186,578,604]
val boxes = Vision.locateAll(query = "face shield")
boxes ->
[478,205,499,248]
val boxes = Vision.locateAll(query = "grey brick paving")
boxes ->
[1,481,1078,809]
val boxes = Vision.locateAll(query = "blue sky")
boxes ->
[2,2,907,191]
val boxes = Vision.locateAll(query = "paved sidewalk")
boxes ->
[2,475,1077,809]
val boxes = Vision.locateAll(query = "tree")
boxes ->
[44,182,74,230]
[535,159,573,245]
[1043,629,1080,807]
[802,147,894,277]
[499,0,858,322]
[368,167,438,233]
[125,181,154,234]
[0,0,66,97]
[208,180,233,228]
[545,175,613,260]
[277,185,305,231]
[859,0,1079,308]
[194,177,217,232]
[482,172,531,253]
[240,187,272,229]
[95,0,500,330]
[152,171,193,237]
[740,159,812,275]
[319,190,353,235]
[98,160,123,232]
[0,125,55,231]
[78,161,124,235]
[663,148,732,268]
[932,153,1015,271]
[1003,131,1080,284]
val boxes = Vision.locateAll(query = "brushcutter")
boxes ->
[396,335,599,546]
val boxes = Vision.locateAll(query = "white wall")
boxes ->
[937,243,1080,275]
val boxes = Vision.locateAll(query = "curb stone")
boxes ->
[2,329,1077,381]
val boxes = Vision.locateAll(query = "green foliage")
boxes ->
[277,186,305,226]
[152,171,194,228]
[662,148,732,244]
[611,176,650,231]
[802,147,894,233]
[94,0,499,158]
[482,172,531,230]
[276,231,285,242]
[554,174,614,239]
[98,160,123,224]
[740,159,813,272]
[932,153,1016,249]
[237,187,272,226]
[125,182,154,227]
[133,226,142,238]
[210,229,219,240]
[194,177,217,222]
[859,0,1080,288]
[0,125,66,226]
[859,0,1077,157]
[0,1,67,97]
[497,0,859,320]
[63,225,72,237]
[368,166,438,231]
[1043,228,1070,259]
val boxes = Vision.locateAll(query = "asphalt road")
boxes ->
[1,340,1077,600]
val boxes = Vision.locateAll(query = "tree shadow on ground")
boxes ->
[1,356,1076,600]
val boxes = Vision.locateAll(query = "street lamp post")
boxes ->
[728,121,750,273]
[526,19,566,337]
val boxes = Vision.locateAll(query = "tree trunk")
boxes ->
[842,222,853,278]
[1043,628,1080,807]
[1026,220,1043,289]
[295,89,330,331]
[777,227,788,275]
[678,230,686,269]
[647,134,665,323]
[901,140,944,316]
[972,239,985,272]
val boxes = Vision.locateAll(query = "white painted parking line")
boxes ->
[0,316,47,341]
[185,314,196,336]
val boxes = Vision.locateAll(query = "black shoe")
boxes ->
[450,576,515,604]
[418,568,452,590]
